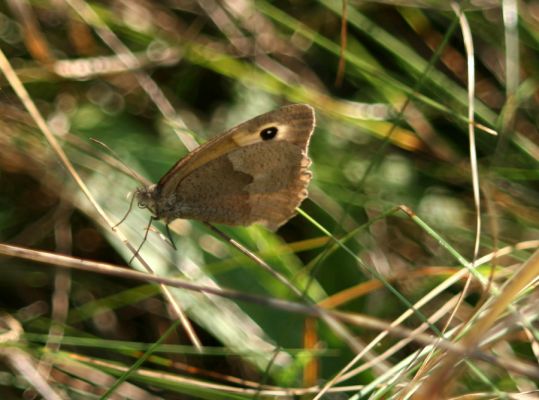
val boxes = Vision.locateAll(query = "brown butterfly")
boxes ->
[136,104,315,230]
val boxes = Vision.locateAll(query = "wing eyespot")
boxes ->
[260,126,278,140]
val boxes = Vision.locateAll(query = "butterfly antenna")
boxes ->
[129,216,154,265]
[90,138,149,186]
[113,191,136,230]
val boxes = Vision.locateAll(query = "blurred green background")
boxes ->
[1,0,538,398]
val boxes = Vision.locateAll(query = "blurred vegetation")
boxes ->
[1,0,539,399]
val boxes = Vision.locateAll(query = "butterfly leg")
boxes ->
[129,216,154,265]
[113,191,136,230]
[165,224,177,250]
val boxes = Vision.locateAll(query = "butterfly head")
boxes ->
[136,185,159,217]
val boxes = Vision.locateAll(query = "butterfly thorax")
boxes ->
[136,185,160,218]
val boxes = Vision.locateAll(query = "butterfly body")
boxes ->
[136,104,315,230]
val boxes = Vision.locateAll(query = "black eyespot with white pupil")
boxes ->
[260,126,278,140]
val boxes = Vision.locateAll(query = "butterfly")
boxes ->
[136,104,315,230]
